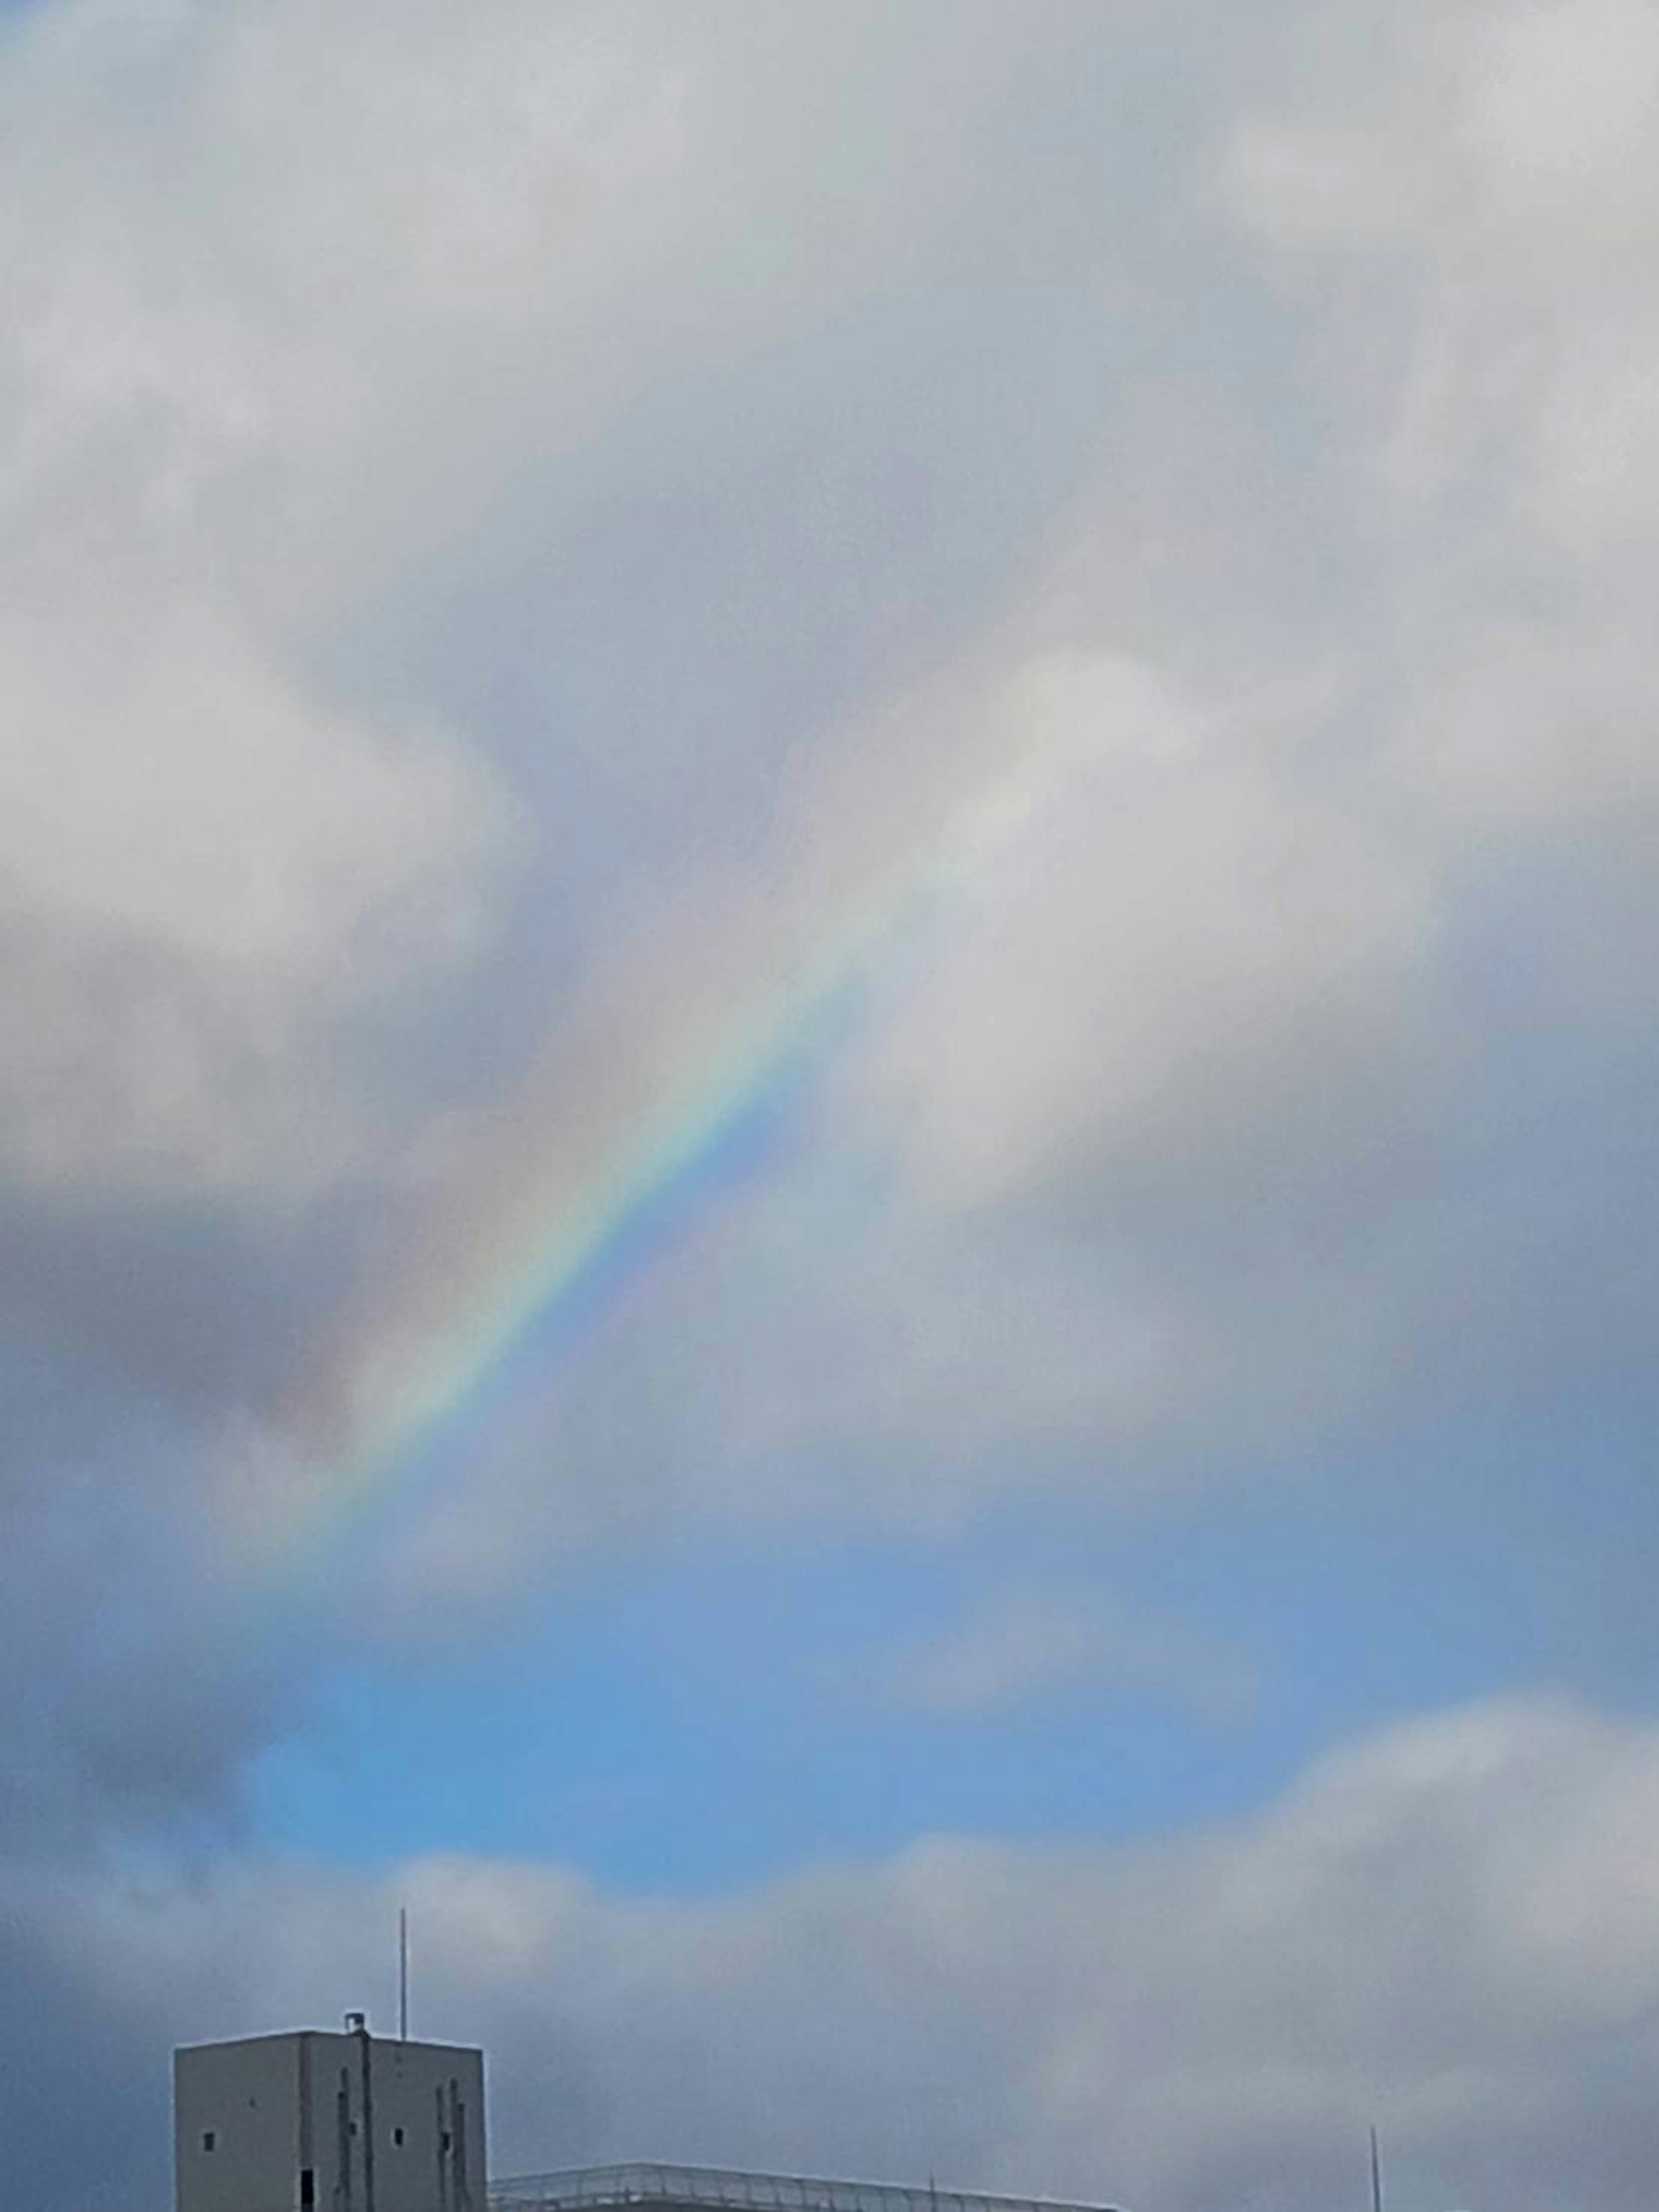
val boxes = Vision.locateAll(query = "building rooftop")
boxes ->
[488,2163,1119,2212]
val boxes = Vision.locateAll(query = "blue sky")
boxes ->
[5,3,1659,2211]
[249,1496,1555,1889]
[249,1388,1659,1898]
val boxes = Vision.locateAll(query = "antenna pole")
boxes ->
[399,1908,409,2043]
[1370,2126,1383,2212]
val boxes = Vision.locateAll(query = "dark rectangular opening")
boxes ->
[393,2127,405,2147]
[202,2133,216,2154]
[300,2171,316,2208]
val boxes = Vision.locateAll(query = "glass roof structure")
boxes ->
[489,2163,1120,2212]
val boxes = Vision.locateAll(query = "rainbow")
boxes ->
[276,689,1133,1578]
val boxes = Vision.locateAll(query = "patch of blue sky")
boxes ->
[245,1424,1588,1891]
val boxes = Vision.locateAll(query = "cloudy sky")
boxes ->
[5,1,1659,2208]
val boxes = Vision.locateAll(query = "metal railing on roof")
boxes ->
[488,2162,1119,2212]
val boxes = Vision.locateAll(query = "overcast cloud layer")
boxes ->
[5,2,1659,2209]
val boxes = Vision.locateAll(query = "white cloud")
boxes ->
[18,1696,1659,2212]
[1226,0,1659,558]
[0,0,568,1194]
[19,0,1638,1626]
[0,581,509,1190]
[0,0,1148,1210]
[874,1585,1258,1725]
[3,13,1659,2212]
[1224,118,1443,252]
[1464,0,1659,208]
[0,0,1656,1943]
[855,648,1434,1212]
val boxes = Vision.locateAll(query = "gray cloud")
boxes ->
[0,20,1658,2211]
[12,1696,1659,2212]
[292,0,1659,1628]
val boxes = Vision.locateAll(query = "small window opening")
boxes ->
[393,2128,405,2147]
[300,2172,316,2209]
[202,2132,216,2154]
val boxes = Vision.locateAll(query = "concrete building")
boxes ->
[175,2018,485,2212]
[174,2032,1116,2212]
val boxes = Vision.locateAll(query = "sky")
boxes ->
[3,1,1659,2208]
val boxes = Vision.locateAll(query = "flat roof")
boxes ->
[489,2162,1119,2212]
[175,2029,482,2056]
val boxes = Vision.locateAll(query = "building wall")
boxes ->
[175,2031,486,2212]
[175,2038,305,2212]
